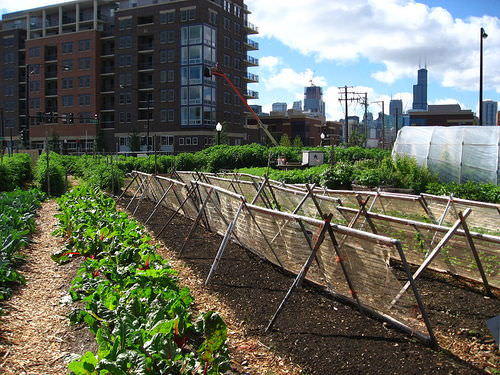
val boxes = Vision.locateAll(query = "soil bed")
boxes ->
[0,200,96,375]
[121,196,498,375]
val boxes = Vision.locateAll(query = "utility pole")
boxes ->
[344,86,349,142]
[479,27,488,126]
[146,96,151,152]
[338,87,368,144]
[363,92,368,139]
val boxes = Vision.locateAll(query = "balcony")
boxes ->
[138,43,154,52]
[101,65,114,74]
[243,72,259,83]
[45,70,58,79]
[244,55,259,67]
[243,4,251,14]
[138,63,154,71]
[244,38,259,51]
[244,21,259,34]
[45,54,57,62]
[244,90,259,100]
[45,88,57,96]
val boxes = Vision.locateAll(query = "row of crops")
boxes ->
[52,186,230,374]
[3,145,498,203]
[0,189,44,309]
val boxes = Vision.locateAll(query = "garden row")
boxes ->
[52,186,230,374]
[0,189,44,310]
[1,145,498,203]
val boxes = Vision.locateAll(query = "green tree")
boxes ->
[129,129,141,152]
[347,130,367,147]
[218,122,229,145]
[292,136,303,148]
[279,134,291,147]
[48,133,60,152]
[95,128,105,153]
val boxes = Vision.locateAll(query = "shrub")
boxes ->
[83,163,124,194]
[319,162,355,189]
[34,153,67,196]
[425,181,500,204]
[0,153,33,191]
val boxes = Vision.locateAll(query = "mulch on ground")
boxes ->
[0,200,96,375]
[121,196,499,375]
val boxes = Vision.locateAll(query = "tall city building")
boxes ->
[271,102,287,113]
[304,85,325,117]
[412,68,428,111]
[292,100,302,111]
[482,100,498,126]
[0,0,259,153]
[389,99,403,129]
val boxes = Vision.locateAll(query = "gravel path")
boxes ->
[0,200,89,375]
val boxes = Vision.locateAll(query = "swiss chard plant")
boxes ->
[0,189,44,307]
[53,186,231,374]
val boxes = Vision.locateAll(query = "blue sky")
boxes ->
[246,0,500,120]
[2,0,499,121]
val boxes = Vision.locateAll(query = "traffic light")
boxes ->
[204,67,213,78]
[68,112,74,124]
[62,113,68,124]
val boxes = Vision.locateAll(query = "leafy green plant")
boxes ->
[425,181,500,203]
[0,153,33,191]
[34,153,67,196]
[83,162,125,194]
[54,187,231,374]
[0,189,44,307]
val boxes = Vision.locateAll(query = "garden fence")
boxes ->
[120,171,500,347]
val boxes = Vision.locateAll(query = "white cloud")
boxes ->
[259,56,282,72]
[247,0,500,93]
[1,0,74,12]
[263,67,327,92]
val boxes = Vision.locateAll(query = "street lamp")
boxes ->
[216,122,223,145]
[120,84,152,151]
[479,27,488,126]
[320,132,325,147]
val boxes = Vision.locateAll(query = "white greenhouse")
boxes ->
[392,126,500,184]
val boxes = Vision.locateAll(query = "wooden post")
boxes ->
[393,241,437,347]
[242,202,284,268]
[355,195,378,234]
[157,185,197,237]
[179,187,214,256]
[390,209,471,307]
[118,172,138,202]
[125,174,146,210]
[324,220,364,313]
[205,201,245,285]
[144,182,174,225]
[458,211,493,296]
[265,215,332,332]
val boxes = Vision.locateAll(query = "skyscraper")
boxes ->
[272,102,287,113]
[292,101,302,111]
[304,85,325,117]
[390,99,403,130]
[412,68,428,111]
[0,0,259,152]
[482,100,498,126]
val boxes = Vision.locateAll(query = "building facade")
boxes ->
[246,111,323,146]
[304,85,325,117]
[292,100,302,111]
[409,104,474,126]
[271,102,287,113]
[412,68,428,111]
[482,100,498,126]
[0,0,259,153]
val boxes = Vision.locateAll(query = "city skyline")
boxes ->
[1,0,499,123]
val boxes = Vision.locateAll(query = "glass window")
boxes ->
[189,86,202,104]
[181,107,188,126]
[189,25,202,44]
[62,95,74,106]
[188,46,202,64]
[181,67,188,85]
[181,87,188,105]
[78,39,90,51]
[181,47,188,65]
[62,42,73,53]
[189,106,202,125]
[181,27,189,46]
[189,66,202,84]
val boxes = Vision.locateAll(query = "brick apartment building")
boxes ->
[0,0,259,153]
[246,110,324,146]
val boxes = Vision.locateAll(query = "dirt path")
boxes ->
[0,200,92,375]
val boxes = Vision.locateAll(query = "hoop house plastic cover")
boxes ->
[392,126,500,184]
